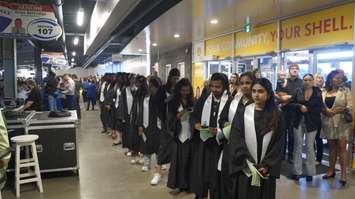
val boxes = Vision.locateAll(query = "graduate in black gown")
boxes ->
[190,73,230,199]
[167,78,194,193]
[151,68,181,185]
[112,73,124,146]
[217,71,254,199]
[119,73,136,154]
[229,78,285,199]
[98,74,113,134]
[128,75,148,164]
[137,77,164,172]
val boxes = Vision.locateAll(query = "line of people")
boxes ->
[98,65,352,199]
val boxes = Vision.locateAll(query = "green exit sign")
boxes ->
[244,16,252,32]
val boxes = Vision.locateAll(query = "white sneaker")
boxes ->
[138,158,144,165]
[150,173,161,186]
[130,159,137,164]
[141,165,150,172]
[161,164,168,170]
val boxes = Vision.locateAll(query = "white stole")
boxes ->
[201,91,228,127]
[126,87,133,114]
[115,89,121,108]
[228,92,243,123]
[178,104,191,143]
[99,82,106,102]
[143,96,150,128]
[244,103,273,164]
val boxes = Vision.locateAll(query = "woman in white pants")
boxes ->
[288,74,323,181]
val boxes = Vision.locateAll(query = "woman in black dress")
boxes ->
[167,78,194,194]
[229,78,284,199]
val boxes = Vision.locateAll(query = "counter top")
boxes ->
[29,111,78,124]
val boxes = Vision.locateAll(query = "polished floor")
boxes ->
[2,107,355,199]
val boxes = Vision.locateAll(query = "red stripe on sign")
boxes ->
[0,2,53,12]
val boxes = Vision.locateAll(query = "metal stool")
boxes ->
[11,135,43,197]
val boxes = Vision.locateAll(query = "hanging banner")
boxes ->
[205,33,233,59]
[0,1,62,41]
[192,62,205,98]
[235,22,277,57]
[281,4,354,50]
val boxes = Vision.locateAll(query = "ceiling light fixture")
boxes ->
[77,8,84,26]
[73,37,79,45]
[138,49,143,52]
[71,58,75,62]
[72,51,76,56]
[174,33,180,38]
[152,43,157,47]
[210,19,218,24]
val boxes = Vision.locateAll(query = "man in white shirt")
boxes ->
[62,74,76,110]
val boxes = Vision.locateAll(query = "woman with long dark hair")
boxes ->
[229,78,284,199]
[150,68,180,185]
[321,70,352,185]
[218,71,254,199]
[167,78,194,194]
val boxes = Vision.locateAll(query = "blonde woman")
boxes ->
[313,73,325,165]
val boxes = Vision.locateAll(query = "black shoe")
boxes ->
[322,173,335,179]
[288,175,300,180]
[306,176,313,182]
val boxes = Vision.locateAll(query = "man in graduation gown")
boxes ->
[190,73,230,199]
[98,74,113,134]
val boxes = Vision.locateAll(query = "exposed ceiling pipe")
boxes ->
[52,0,67,59]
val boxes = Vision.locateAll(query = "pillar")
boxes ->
[1,38,17,99]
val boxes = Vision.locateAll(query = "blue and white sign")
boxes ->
[27,18,62,41]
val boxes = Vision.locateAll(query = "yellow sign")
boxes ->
[205,34,234,59]
[192,63,205,98]
[235,22,277,56]
[281,4,354,50]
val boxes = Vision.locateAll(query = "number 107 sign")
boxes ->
[27,18,62,41]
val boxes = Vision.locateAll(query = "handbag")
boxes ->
[343,109,353,123]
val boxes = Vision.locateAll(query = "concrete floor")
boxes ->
[2,107,355,199]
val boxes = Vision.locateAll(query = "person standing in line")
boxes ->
[217,71,254,199]
[72,74,82,119]
[321,70,352,186]
[129,75,148,164]
[229,78,284,199]
[98,74,112,134]
[119,74,136,156]
[86,78,97,110]
[150,68,181,186]
[112,73,124,146]
[314,73,325,165]
[82,77,89,103]
[229,73,239,97]
[166,78,194,194]
[276,63,303,162]
[252,68,261,80]
[288,74,323,181]
[44,70,58,111]
[190,73,229,199]
[137,77,163,172]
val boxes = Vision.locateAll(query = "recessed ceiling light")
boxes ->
[152,43,157,47]
[210,19,218,24]
[72,51,76,56]
[73,37,79,45]
[71,58,75,62]
[138,49,143,52]
[174,33,180,38]
[77,8,84,26]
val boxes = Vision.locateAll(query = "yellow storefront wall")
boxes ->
[205,34,234,59]
[235,22,277,56]
[192,63,205,98]
[281,4,354,50]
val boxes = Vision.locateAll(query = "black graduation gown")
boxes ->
[137,94,162,155]
[127,89,145,153]
[217,98,251,199]
[112,85,122,131]
[167,99,193,190]
[157,86,174,165]
[118,87,134,148]
[189,93,224,199]
[104,83,115,130]
[229,106,285,199]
